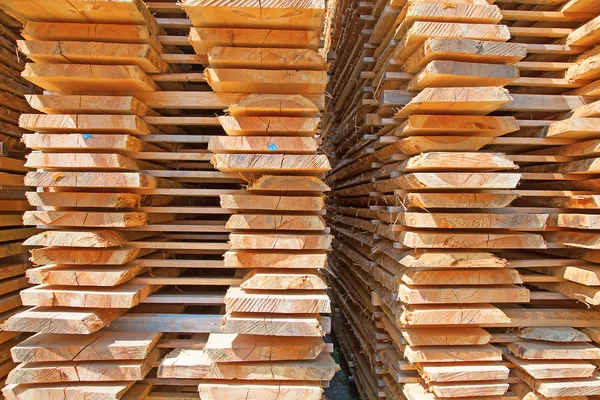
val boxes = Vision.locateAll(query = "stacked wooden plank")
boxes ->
[323,0,600,399]
[0,1,207,398]
[501,2,600,399]
[153,1,340,399]
[0,8,39,395]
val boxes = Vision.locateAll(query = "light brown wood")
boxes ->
[405,344,502,364]
[247,175,330,192]
[212,154,329,174]
[2,307,127,334]
[23,134,151,152]
[22,63,158,92]
[218,116,319,136]
[516,327,591,342]
[209,47,325,70]
[25,192,158,208]
[23,211,174,227]
[241,269,327,290]
[506,354,595,380]
[517,371,600,397]
[399,284,529,304]
[402,38,526,73]
[197,381,323,400]
[225,287,330,313]
[223,251,327,269]
[23,230,149,248]
[220,194,324,211]
[229,94,319,117]
[25,153,161,171]
[7,350,159,384]
[182,0,326,30]
[227,214,326,231]
[396,87,513,117]
[2,382,135,400]
[26,265,146,287]
[21,22,156,46]
[205,68,327,94]
[20,284,158,308]
[393,115,519,137]
[20,114,157,135]
[420,363,509,384]
[30,247,153,266]
[507,341,600,360]
[18,40,167,73]
[223,313,329,337]
[545,118,600,139]
[204,333,326,362]
[189,27,319,54]
[26,95,154,115]
[402,328,491,346]
[406,60,518,91]
[25,172,179,189]
[209,137,318,154]
[0,0,156,26]
[229,233,332,250]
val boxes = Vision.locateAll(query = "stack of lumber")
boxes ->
[323,0,600,399]
[154,0,339,399]
[0,0,237,398]
[0,8,39,394]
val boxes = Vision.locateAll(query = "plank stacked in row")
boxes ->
[323,0,600,399]
[502,1,600,398]
[0,8,40,396]
[0,1,220,398]
[155,1,339,399]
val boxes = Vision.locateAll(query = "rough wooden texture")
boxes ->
[182,0,326,30]
[11,332,160,362]
[227,214,326,230]
[247,175,330,191]
[396,87,513,117]
[402,38,526,73]
[25,95,153,115]
[0,0,156,26]
[223,313,328,337]
[197,381,323,400]
[26,265,146,287]
[204,334,326,362]
[18,41,167,73]
[209,137,318,154]
[20,114,157,135]
[209,47,325,70]
[19,284,156,308]
[223,251,327,269]
[241,269,327,290]
[217,116,319,136]
[189,27,320,54]
[22,64,158,92]
[205,68,327,94]
[212,154,330,174]
[2,307,127,334]
[21,22,156,45]
[229,233,332,250]
[224,287,330,313]
[220,194,324,211]
[7,350,159,384]
[229,94,319,117]
[23,230,149,248]
[406,60,519,91]
[2,382,135,400]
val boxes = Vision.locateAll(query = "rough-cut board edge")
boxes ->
[0,0,160,32]
[182,0,326,31]
[11,331,161,362]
